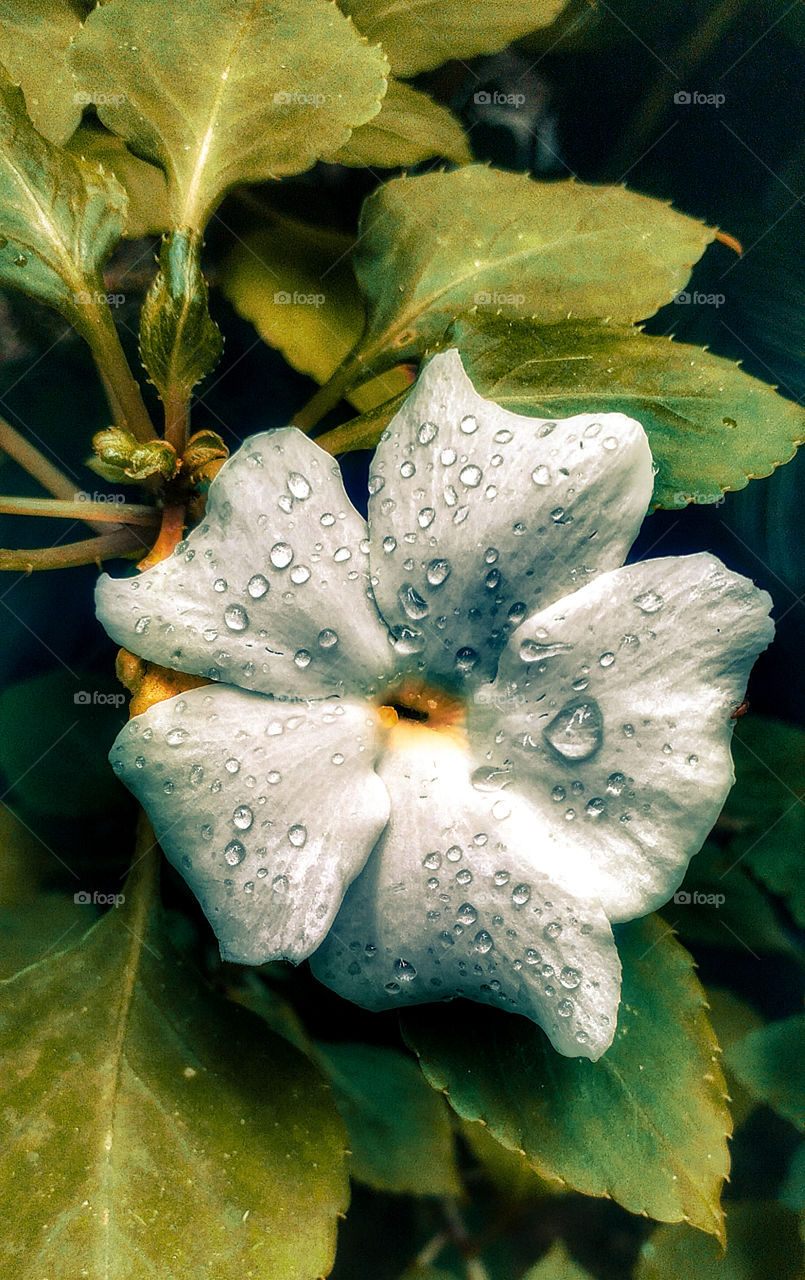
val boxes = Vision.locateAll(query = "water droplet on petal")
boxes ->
[474,930,494,954]
[394,958,417,981]
[531,465,551,486]
[318,628,339,649]
[287,472,311,500]
[417,506,435,528]
[519,638,573,662]
[288,824,307,847]
[418,421,438,444]
[294,649,311,668]
[544,699,603,762]
[398,583,429,620]
[224,840,245,866]
[213,577,227,592]
[165,727,189,746]
[247,574,269,599]
[634,590,663,613]
[457,903,477,926]
[134,616,150,635]
[557,998,574,1017]
[511,883,531,906]
[426,558,451,586]
[459,464,482,488]
[460,414,478,434]
[224,604,249,632]
[455,647,479,674]
[544,921,562,940]
[560,966,581,988]
[270,542,293,569]
[233,804,253,830]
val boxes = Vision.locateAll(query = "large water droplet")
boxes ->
[519,638,573,663]
[474,930,494,954]
[394,958,417,981]
[270,542,293,569]
[457,903,477,926]
[247,574,269,599]
[560,966,581,989]
[288,824,307,847]
[287,472,311,500]
[418,421,438,444]
[165,726,189,746]
[459,464,482,488]
[398,582,429,620]
[233,804,253,830]
[544,699,603,762]
[426,558,451,586]
[318,628,339,649]
[224,840,245,866]
[460,414,479,434]
[224,604,249,632]
[531,465,551,486]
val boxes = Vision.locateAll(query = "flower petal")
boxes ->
[110,685,390,963]
[96,429,393,699]
[471,552,774,922]
[310,726,621,1059]
[367,349,653,686]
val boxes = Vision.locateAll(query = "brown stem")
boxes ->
[81,301,156,444]
[605,0,754,180]
[0,414,113,534]
[136,500,184,571]
[0,526,152,572]
[163,393,190,456]
[0,495,160,526]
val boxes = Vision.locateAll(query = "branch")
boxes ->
[0,495,160,526]
[0,414,113,534]
[0,526,152,572]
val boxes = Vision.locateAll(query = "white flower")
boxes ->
[97,350,773,1060]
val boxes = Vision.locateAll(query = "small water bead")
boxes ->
[511,883,531,906]
[288,824,307,848]
[272,874,289,895]
[494,428,513,443]
[493,870,510,887]
[134,615,150,635]
[318,629,339,649]
[491,798,511,821]
[460,413,479,434]
[233,805,254,830]
[384,981,401,994]
[564,808,576,821]
[267,770,281,785]
[455,647,479,674]
[243,881,255,895]
[278,494,293,514]
[190,764,204,785]
[471,765,511,792]
[333,547,351,563]
[287,472,311,500]
[368,475,385,496]
[380,497,397,515]
[456,868,473,886]
[382,535,397,554]
[418,506,435,528]
[560,966,581,989]
[400,461,416,479]
[446,845,463,862]
[290,565,311,585]
[203,627,219,643]
[331,752,345,766]
[525,948,541,965]
[320,512,335,527]
[634,589,663,614]
[538,421,556,438]
[418,421,438,444]
[394,958,417,981]
[507,602,527,625]
[201,823,213,840]
[584,421,602,438]
[213,578,228,592]
[398,583,429,620]
[531,465,551,486]
[294,649,312,668]
[485,569,501,590]
[224,840,246,866]
[687,753,699,766]
[585,797,606,819]
[622,723,635,738]
[225,757,241,774]
[453,505,470,524]
[423,852,442,871]
[443,484,458,507]
[543,921,562,939]
[602,436,618,451]
[426,558,451,586]
[162,780,174,796]
[544,699,604,761]
[519,638,573,663]
[474,930,494,954]
[456,903,478,926]
[165,726,189,747]
[459,464,482,488]
[557,998,574,1017]
[473,833,488,846]
[224,604,249,633]
[440,447,457,466]
[599,651,616,668]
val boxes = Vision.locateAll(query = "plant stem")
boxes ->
[0,495,160,526]
[163,393,190,456]
[292,356,367,434]
[0,415,83,502]
[136,500,185,571]
[82,301,156,444]
[0,527,151,572]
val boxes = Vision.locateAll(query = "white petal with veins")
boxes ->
[310,726,621,1059]
[96,429,393,700]
[110,686,390,963]
[367,350,654,686]
[470,553,774,921]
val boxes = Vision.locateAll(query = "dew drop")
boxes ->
[165,726,189,747]
[551,785,566,802]
[544,921,562,940]
[474,930,494,954]
[398,582,429,620]
[318,628,339,649]
[233,804,253,831]
[270,542,293,569]
[224,604,249,632]
[457,903,478,926]
[134,615,150,635]
[331,752,345,766]
[418,421,438,444]
[247,574,269,599]
[511,883,531,906]
[557,998,574,1017]
[287,472,311,500]
[224,840,245,866]
[460,414,479,434]
[507,602,527,625]
[456,868,473,886]
[213,577,228,592]
[586,797,606,818]
[423,851,442,871]
[426,558,451,586]
[455,647,479,674]
[531,465,551,486]
[519,638,573,663]
[599,651,615,668]
[634,589,663,614]
[459,464,482,488]
[394,958,417,981]
[382,535,397,554]
[446,845,462,862]
[225,757,241,774]
[560,966,581,989]
[288,824,307,848]
[294,649,312,668]
[544,699,604,761]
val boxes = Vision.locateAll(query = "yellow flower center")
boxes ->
[376,678,467,748]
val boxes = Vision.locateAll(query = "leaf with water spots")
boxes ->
[0,67,127,336]
[402,915,731,1242]
[0,0,86,145]
[69,0,389,232]
[331,166,714,390]
[0,845,350,1280]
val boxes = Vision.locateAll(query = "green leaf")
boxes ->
[662,838,798,958]
[0,852,350,1279]
[703,989,764,1129]
[636,1203,804,1280]
[70,0,389,231]
[439,312,805,508]
[403,915,731,1242]
[342,166,715,377]
[726,1015,805,1133]
[0,67,127,335]
[330,79,471,168]
[723,717,805,929]
[65,125,170,239]
[0,894,98,980]
[139,229,223,402]
[0,669,128,818]
[340,0,567,75]
[523,1242,596,1280]
[316,1042,461,1195]
[0,0,85,145]
[460,1119,563,1203]
[219,212,411,411]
